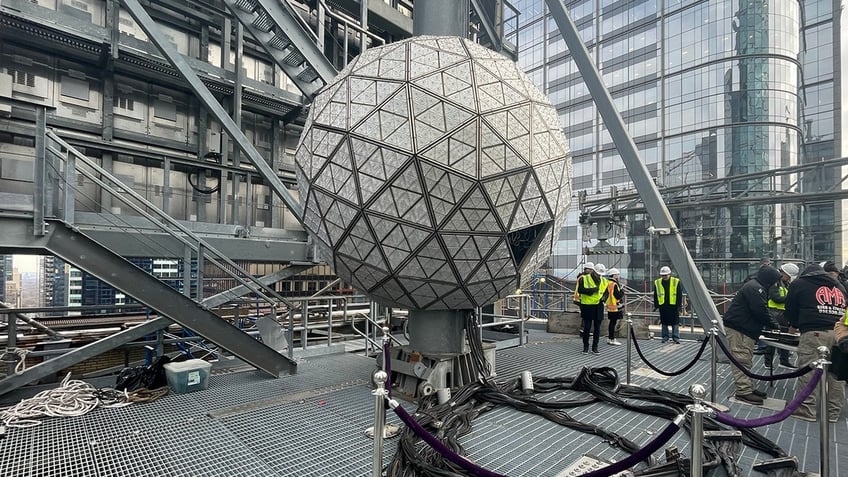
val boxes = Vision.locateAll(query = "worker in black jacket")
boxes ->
[723,266,782,405]
[785,262,846,422]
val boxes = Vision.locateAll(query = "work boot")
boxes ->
[735,393,764,405]
[752,389,767,398]
[778,359,797,369]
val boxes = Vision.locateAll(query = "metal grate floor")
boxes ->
[0,332,845,476]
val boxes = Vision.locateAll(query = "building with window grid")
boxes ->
[512,0,845,290]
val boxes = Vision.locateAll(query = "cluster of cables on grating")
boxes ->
[385,334,795,477]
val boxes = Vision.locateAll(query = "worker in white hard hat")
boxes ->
[763,263,801,370]
[653,266,682,344]
[577,262,608,354]
[604,268,624,345]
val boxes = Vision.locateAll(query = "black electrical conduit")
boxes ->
[714,368,824,428]
[714,335,813,381]
[628,327,710,376]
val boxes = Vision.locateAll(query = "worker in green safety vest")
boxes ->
[578,263,608,354]
[653,266,683,344]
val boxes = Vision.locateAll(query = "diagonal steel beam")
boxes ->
[121,0,304,220]
[42,220,296,377]
[545,0,723,333]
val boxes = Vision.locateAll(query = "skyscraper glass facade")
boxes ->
[512,0,842,290]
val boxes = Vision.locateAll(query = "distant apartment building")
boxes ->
[0,255,12,303]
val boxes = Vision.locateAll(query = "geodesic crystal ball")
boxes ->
[294,36,571,310]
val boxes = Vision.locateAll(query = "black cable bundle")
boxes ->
[387,366,792,477]
[465,311,492,380]
[388,368,654,477]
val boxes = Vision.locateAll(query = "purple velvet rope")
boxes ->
[714,368,823,428]
[714,334,812,381]
[580,419,682,477]
[383,339,392,398]
[392,404,508,477]
[393,401,683,477]
[629,327,709,376]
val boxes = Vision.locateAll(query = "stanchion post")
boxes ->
[371,370,388,477]
[376,326,400,439]
[625,312,632,385]
[710,319,718,404]
[816,345,830,477]
[687,383,710,477]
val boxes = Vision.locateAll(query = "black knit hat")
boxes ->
[820,261,840,274]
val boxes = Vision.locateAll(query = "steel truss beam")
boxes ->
[579,157,848,219]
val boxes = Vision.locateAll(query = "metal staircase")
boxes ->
[0,120,309,394]
[0,217,297,395]
[223,0,338,98]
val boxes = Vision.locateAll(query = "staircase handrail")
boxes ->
[45,130,294,310]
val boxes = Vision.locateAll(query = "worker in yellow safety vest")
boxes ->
[605,268,624,345]
[653,266,682,344]
[578,263,608,354]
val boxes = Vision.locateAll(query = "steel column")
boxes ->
[33,107,47,235]
[360,0,369,51]
[413,0,469,37]
[544,0,723,333]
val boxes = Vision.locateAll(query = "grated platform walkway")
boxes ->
[0,331,845,476]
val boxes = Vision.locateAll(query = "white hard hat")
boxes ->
[780,263,800,280]
[607,268,620,277]
[583,262,594,270]
[594,263,606,275]
[660,266,671,275]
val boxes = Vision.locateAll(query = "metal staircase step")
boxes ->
[268,33,291,50]
[234,0,256,12]
[296,68,320,83]
[284,50,305,66]
[253,11,274,32]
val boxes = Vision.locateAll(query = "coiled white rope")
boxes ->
[0,372,135,429]
[13,348,29,374]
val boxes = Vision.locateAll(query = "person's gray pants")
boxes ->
[796,330,845,420]
[725,327,756,396]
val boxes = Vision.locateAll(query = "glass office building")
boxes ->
[512,0,845,290]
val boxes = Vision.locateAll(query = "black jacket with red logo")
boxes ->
[785,265,847,333]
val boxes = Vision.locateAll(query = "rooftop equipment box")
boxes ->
[163,359,212,394]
